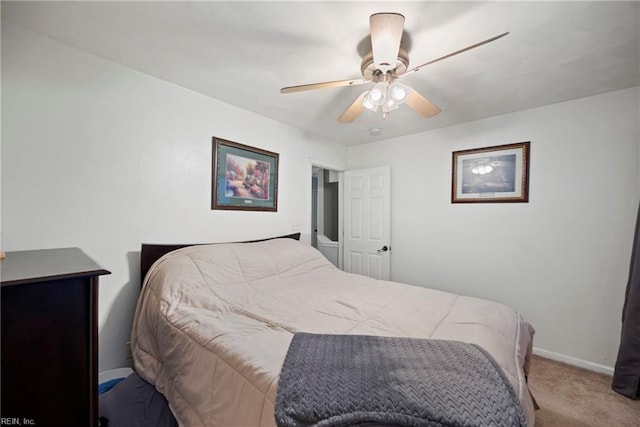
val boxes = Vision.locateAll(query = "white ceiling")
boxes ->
[3,1,639,146]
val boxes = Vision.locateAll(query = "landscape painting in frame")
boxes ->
[452,142,530,203]
[212,137,279,211]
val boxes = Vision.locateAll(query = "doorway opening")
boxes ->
[311,166,341,269]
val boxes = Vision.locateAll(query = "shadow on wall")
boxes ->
[98,251,142,371]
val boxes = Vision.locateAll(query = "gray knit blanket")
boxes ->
[275,333,526,427]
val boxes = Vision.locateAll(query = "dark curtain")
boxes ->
[613,202,640,399]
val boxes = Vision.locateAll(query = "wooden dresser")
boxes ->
[1,247,110,426]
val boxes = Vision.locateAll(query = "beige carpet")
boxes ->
[527,355,640,426]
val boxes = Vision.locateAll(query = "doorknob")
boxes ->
[377,245,389,253]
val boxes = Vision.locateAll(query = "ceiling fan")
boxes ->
[280,13,508,123]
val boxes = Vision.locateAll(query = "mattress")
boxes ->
[131,238,535,426]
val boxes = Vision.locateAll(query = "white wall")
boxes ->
[1,22,347,371]
[348,86,640,372]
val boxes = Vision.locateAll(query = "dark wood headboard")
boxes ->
[140,233,301,287]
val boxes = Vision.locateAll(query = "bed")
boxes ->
[131,235,536,426]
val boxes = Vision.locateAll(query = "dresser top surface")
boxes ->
[1,247,110,287]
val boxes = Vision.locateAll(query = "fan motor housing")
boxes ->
[361,48,409,81]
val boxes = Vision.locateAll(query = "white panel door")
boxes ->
[343,166,391,280]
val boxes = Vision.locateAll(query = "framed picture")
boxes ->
[212,137,279,211]
[452,141,530,203]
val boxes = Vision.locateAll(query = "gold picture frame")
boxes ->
[452,142,530,203]
[212,137,279,211]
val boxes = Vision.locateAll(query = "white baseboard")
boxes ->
[533,347,614,376]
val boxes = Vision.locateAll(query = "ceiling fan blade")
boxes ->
[405,89,441,118]
[370,12,405,72]
[402,32,509,77]
[281,78,368,94]
[338,92,368,123]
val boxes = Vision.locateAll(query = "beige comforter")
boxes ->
[131,238,535,426]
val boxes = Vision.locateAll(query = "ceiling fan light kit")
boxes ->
[280,12,509,124]
[390,83,409,103]
[362,81,412,118]
[368,82,387,105]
